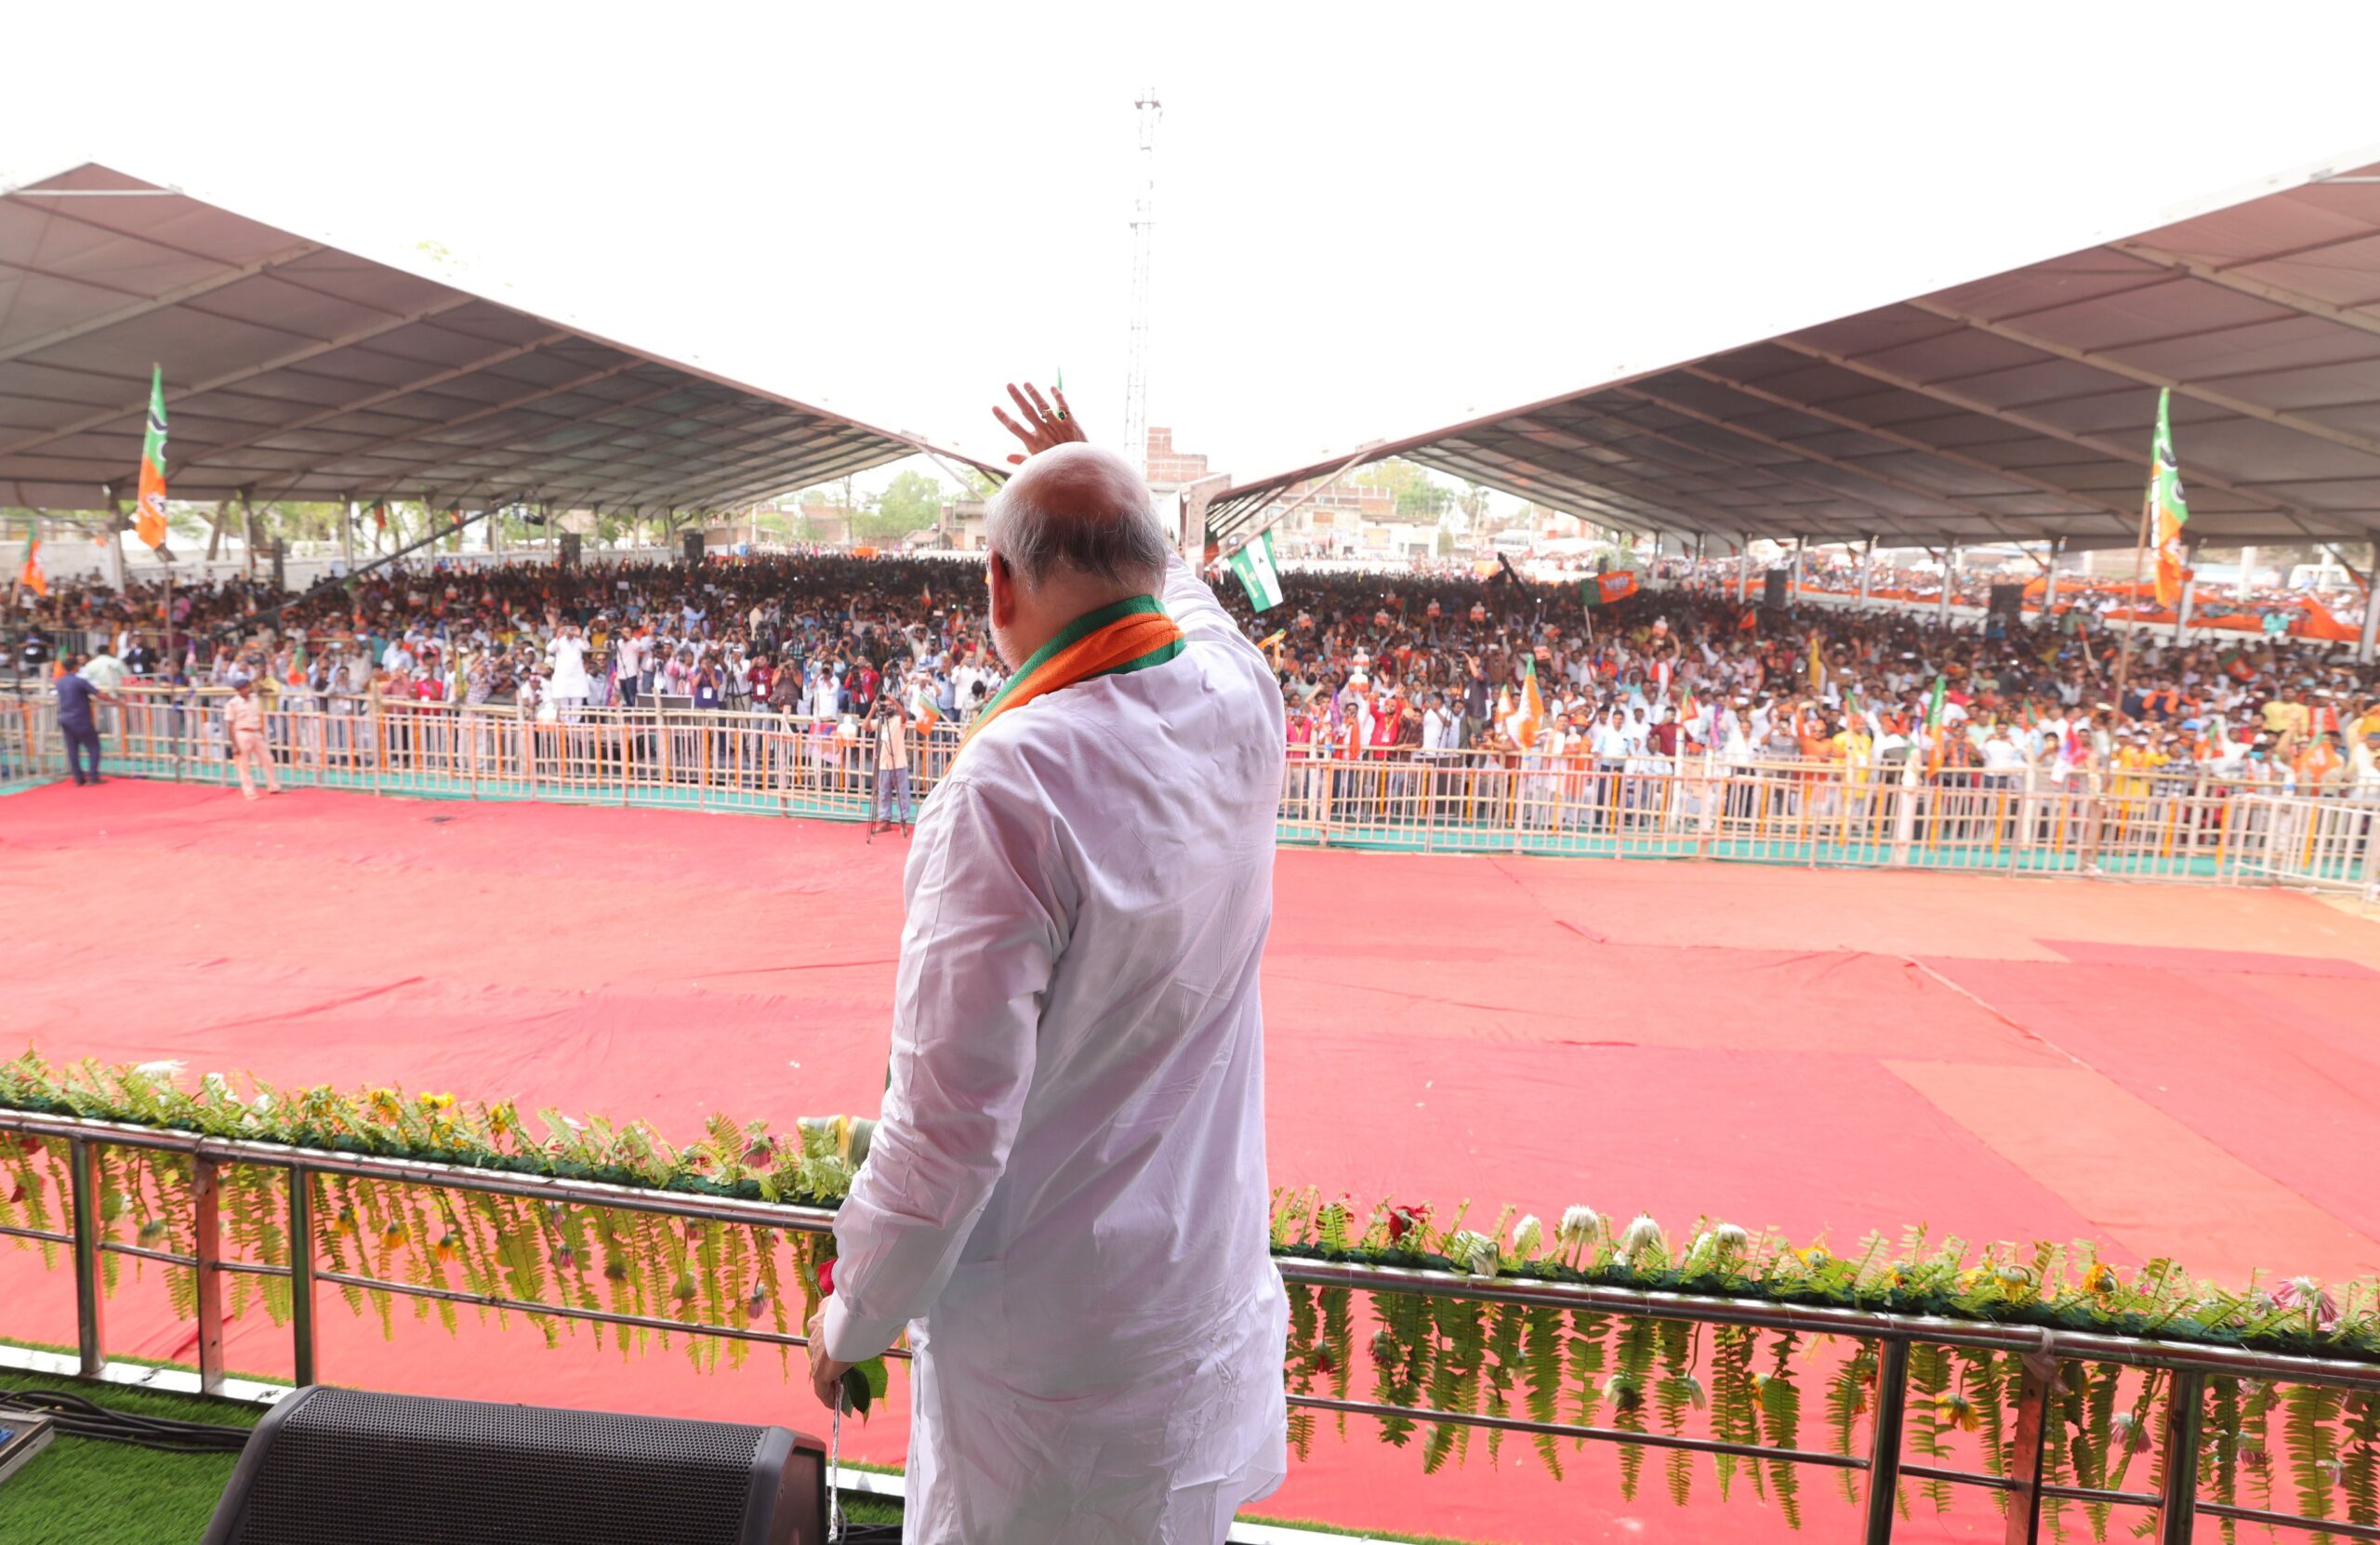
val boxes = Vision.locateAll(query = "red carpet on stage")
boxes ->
[6,781,2377,1543]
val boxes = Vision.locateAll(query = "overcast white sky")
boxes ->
[11,2,2380,496]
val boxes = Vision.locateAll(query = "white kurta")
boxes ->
[548,637,590,699]
[825,557,1289,1543]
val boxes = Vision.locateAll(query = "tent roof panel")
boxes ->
[1208,153,2380,548]
[0,163,998,513]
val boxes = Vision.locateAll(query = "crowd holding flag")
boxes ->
[1921,674,1949,772]
[1582,570,1639,608]
[2149,387,2192,607]
[1501,657,1546,748]
[134,365,170,550]
[1226,529,1287,613]
[17,535,46,598]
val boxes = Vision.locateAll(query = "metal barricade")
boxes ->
[2224,793,2380,897]
[13,686,2375,894]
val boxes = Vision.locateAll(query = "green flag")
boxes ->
[2149,388,2191,608]
[1924,674,1947,733]
[1226,529,1286,613]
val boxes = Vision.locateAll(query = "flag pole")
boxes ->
[2112,480,2152,712]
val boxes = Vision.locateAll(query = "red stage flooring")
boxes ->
[6,782,2378,1543]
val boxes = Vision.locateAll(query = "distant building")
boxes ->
[942,497,990,551]
[1144,427,1210,493]
[1241,479,1400,559]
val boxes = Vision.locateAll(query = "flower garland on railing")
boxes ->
[5,1052,2376,1538]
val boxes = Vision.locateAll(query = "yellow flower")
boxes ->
[366,1089,403,1123]
[1994,1264,2038,1299]
[418,1091,456,1112]
[433,1232,458,1264]
[1937,1393,1980,1433]
[2082,1262,2120,1297]
[1797,1247,1832,1271]
[1956,1267,1989,1293]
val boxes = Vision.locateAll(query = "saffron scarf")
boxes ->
[961,594,1184,752]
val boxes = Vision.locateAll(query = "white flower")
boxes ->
[251,1093,274,1115]
[1511,1215,1542,1260]
[134,1060,187,1081]
[1557,1206,1601,1253]
[1618,1213,1665,1263]
[1448,1229,1500,1277]
[1710,1222,1750,1252]
[202,1072,231,1101]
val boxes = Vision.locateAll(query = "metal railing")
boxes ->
[5,1105,2377,1542]
[1283,751,2380,888]
[7,686,2377,893]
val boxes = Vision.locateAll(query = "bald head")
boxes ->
[986,443,1168,595]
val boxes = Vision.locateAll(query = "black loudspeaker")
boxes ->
[683,532,706,566]
[202,1387,826,1545]
[1763,569,1790,608]
[1989,582,2027,620]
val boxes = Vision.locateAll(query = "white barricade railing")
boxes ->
[7,687,2375,893]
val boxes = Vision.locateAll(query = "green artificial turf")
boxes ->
[0,1373,261,1545]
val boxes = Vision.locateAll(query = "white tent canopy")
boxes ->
[1206,154,2380,558]
[0,164,999,519]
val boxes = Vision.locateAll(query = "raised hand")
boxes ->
[991,381,1086,465]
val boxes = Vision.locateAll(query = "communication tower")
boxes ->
[1124,89,1160,475]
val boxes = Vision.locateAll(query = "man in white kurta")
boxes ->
[547,626,591,722]
[815,412,1289,1543]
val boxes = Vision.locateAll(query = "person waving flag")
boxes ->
[1513,656,1545,748]
[17,535,46,598]
[134,365,170,549]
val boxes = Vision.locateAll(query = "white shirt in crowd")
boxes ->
[547,635,590,698]
[1421,704,1456,750]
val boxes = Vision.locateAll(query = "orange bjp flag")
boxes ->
[135,365,170,549]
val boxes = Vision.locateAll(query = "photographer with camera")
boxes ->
[865,689,913,842]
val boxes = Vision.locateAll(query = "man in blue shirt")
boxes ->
[55,654,116,786]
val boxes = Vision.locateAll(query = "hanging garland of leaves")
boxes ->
[5,1053,2377,1537]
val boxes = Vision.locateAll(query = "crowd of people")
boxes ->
[1248,572,2379,795]
[1651,552,2373,637]
[9,547,2380,817]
